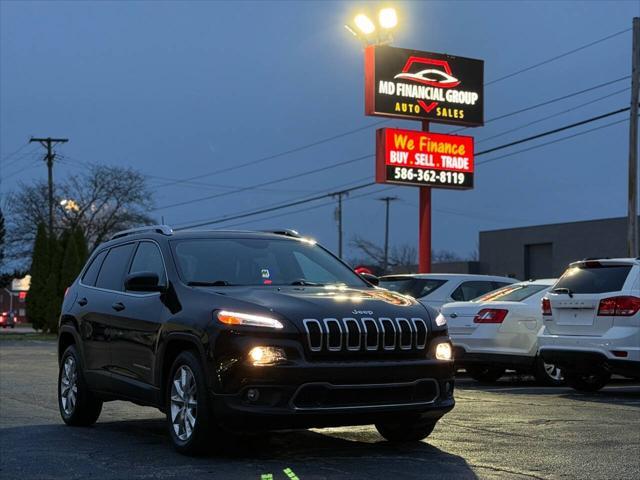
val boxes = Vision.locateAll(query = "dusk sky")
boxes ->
[1,0,638,261]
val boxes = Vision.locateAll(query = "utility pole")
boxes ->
[333,191,349,258]
[628,17,640,257]
[29,137,69,236]
[378,196,398,273]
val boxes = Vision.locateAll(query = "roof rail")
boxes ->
[262,229,301,238]
[110,225,173,241]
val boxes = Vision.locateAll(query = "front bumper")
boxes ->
[209,357,455,430]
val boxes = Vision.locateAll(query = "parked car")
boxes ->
[439,279,563,385]
[539,258,640,392]
[379,274,518,311]
[0,311,16,328]
[57,226,455,454]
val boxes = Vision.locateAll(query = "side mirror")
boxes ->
[359,272,379,286]
[125,272,165,292]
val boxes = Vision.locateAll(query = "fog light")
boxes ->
[248,346,287,366]
[435,342,453,361]
[246,388,260,402]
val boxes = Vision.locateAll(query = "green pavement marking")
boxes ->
[260,474,273,480]
[283,467,300,480]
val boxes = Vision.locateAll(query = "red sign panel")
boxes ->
[376,128,474,189]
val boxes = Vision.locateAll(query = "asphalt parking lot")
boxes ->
[1,340,638,480]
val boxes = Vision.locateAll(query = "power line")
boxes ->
[475,87,629,145]
[172,107,631,230]
[0,142,31,165]
[475,107,630,157]
[485,27,631,86]
[153,153,373,211]
[477,116,630,167]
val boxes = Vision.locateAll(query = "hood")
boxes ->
[202,285,432,326]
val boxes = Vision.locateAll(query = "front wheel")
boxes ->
[58,345,103,426]
[534,357,565,386]
[466,365,505,384]
[565,370,611,392]
[375,417,437,442]
[166,351,216,455]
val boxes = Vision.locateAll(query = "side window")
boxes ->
[451,281,498,302]
[129,242,167,286]
[81,250,107,286]
[95,243,136,291]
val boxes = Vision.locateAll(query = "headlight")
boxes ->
[216,310,284,329]
[435,313,447,327]
[248,346,287,366]
[435,342,453,361]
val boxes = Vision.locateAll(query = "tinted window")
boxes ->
[129,242,166,286]
[475,283,549,303]
[95,243,136,291]
[379,277,447,298]
[81,250,107,286]
[172,238,367,287]
[451,281,497,302]
[554,264,632,294]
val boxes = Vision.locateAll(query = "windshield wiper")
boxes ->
[552,287,574,298]
[289,279,325,286]
[187,280,234,287]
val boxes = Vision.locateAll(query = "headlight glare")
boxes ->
[435,342,453,361]
[248,346,287,366]
[216,310,284,329]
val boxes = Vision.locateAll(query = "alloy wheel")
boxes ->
[544,362,563,382]
[60,356,78,415]
[170,365,198,441]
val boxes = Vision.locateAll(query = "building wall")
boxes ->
[479,216,636,280]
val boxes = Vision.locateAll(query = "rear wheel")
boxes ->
[166,351,215,455]
[375,417,437,442]
[466,365,505,383]
[58,345,103,426]
[534,357,565,386]
[565,370,611,392]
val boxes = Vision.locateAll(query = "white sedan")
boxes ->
[378,273,517,311]
[439,279,564,385]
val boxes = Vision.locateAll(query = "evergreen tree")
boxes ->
[73,227,89,265]
[26,223,49,330]
[0,207,5,270]
[60,230,81,295]
[45,234,63,333]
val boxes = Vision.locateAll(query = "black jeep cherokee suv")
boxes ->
[57,226,455,454]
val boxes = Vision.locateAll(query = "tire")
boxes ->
[534,357,565,386]
[466,365,505,383]
[565,369,611,392]
[58,345,103,426]
[375,417,438,442]
[166,350,215,455]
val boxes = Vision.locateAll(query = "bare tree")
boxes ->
[350,235,417,273]
[6,165,155,265]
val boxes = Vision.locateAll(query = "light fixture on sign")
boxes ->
[378,8,398,29]
[345,7,398,46]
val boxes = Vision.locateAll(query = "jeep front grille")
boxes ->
[302,317,429,355]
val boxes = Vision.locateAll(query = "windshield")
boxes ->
[172,238,368,287]
[553,264,632,294]
[379,277,447,298]
[474,283,550,303]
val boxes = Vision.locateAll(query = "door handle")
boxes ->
[112,302,125,312]
[77,298,88,307]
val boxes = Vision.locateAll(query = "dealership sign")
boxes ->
[365,46,484,126]
[376,128,474,189]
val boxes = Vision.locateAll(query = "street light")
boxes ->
[345,6,398,46]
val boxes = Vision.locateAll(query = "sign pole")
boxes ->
[418,120,432,273]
